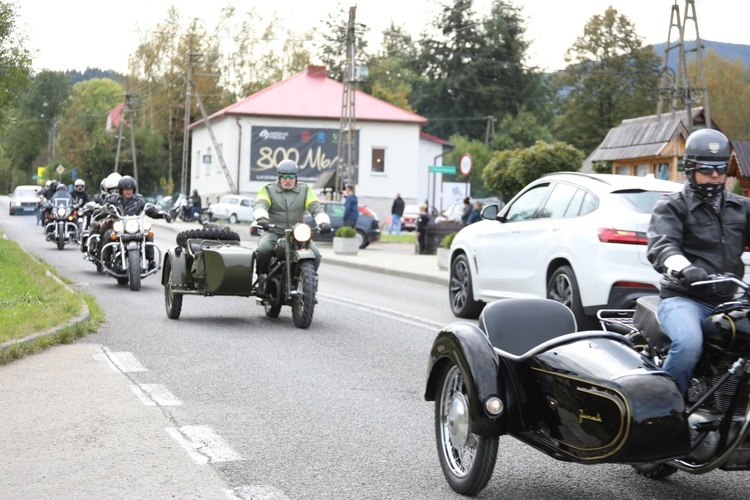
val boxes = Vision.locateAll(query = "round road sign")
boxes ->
[459,154,472,176]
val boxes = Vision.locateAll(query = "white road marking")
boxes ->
[104,350,148,373]
[166,425,242,464]
[130,384,182,406]
[229,485,290,500]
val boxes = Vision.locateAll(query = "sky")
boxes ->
[14,0,750,75]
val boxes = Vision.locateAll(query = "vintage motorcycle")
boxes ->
[162,222,318,328]
[425,275,750,496]
[99,202,163,291]
[164,193,209,223]
[42,198,79,250]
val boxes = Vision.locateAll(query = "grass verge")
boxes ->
[0,231,103,365]
[380,233,416,244]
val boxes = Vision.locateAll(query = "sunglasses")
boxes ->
[693,163,728,176]
[279,174,297,179]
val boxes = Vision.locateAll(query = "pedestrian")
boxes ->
[460,197,472,227]
[466,201,483,225]
[343,184,358,228]
[388,193,405,235]
[647,128,750,396]
[416,202,430,254]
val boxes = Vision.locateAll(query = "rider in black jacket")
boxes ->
[647,128,750,395]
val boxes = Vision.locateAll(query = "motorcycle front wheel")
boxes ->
[128,251,141,291]
[291,260,316,329]
[436,362,498,496]
[57,225,65,250]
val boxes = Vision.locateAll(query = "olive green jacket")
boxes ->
[253,181,330,233]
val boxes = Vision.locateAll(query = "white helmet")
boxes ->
[104,172,122,192]
[45,180,52,188]
[74,179,85,190]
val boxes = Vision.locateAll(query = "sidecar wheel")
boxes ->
[164,259,182,319]
[264,303,282,318]
[292,261,316,329]
[632,462,678,479]
[449,254,484,318]
[435,362,497,496]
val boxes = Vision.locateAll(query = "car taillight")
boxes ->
[598,228,648,245]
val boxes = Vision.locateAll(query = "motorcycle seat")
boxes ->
[633,295,671,354]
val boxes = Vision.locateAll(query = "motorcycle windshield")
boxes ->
[52,198,71,208]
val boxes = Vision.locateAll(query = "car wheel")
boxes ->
[449,254,484,318]
[547,265,595,330]
[435,362,498,495]
[355,230,367,249]
[229,214,238,224]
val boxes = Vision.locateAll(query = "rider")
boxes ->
[88,172,123,259]
[188,189,202,220]
[647,128,750,396]
[71,179,90,206]
[252,159,332,293]
[101,175,171,271]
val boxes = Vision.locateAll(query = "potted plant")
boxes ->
[333,226,359,255]
[437,232,457,270]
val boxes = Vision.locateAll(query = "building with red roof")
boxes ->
[189,65,452,216]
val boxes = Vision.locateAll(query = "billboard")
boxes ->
[249,126,359,183]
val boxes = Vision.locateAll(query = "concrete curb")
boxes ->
[0,237,91,353]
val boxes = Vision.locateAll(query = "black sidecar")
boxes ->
[425,298,689,496]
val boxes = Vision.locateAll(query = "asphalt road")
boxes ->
[2,199,750,499]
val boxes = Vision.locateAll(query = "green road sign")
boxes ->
[429,165,457,174]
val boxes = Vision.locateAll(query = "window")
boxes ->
[371,148,385,173]
[195,151,201,178]
[635,164,650,177]
[505,184,551,222]
[205,147,212,176]
[655,163,669,180]
[615,166,631,175]
[539,183,579,219]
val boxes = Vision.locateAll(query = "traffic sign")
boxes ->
[459,154,472,176]
[429,165,457,174]
[56,165,65,174]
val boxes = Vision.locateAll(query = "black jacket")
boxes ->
[647,185,750,305]
[391,196,405,216]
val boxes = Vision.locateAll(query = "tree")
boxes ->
[0,1,32,132]
[442,134,493,197]
[490,109,553,150]
[361,23,419,112]
[313,2,370,83]
[412,0,541,141]
[483,141,584,199]
[550,6,661,154]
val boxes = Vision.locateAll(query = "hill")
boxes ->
[652,39,750,69]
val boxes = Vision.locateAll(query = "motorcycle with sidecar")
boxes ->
[425,276,750,495]
[161,222,319,328]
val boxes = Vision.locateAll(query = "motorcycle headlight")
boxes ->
[56,207,66,217]
[113,221,124,233]
[293,224,312,243]
[143,220,152,231]
[124,218,140,234]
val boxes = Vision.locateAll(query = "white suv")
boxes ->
[448,172,683,328]
[208,195,254,224]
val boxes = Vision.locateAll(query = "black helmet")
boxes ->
[56,183,67,191]
[277,159,299,176]
[118,175,137,193]
[684,128,731,168]
[49,180,58,191]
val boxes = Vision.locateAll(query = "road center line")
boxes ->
[130,384,183,406]
[166,425,243,464]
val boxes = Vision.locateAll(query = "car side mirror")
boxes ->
[480,204,499,220]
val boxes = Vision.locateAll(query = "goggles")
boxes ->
[279,174,297,180]
[691,163,728,176]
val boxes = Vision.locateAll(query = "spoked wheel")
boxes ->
[632,462,678,479]
[164,258,182,320]
[435,362,498,496]
[449,254,483,318]
[291,261,316,329]
[128,251,141,291]
[264,279,282,318]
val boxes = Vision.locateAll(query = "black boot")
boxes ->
[256,273,268,295]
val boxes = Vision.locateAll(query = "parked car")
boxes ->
[207,195,254,224]
[9,185,41,216]
[401,204,421,231]
[447,172,684,328]
[441,197,504,224]
[304,202,381,249]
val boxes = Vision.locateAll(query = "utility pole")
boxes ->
[484,115,496,147]
[114,90,137,182]
[180,36,193,196]
[336,5,357,200]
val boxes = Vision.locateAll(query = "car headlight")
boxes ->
[56,207,66,217]
[112,221,124,233]
[293,224,312,242]
[124,218,140,234]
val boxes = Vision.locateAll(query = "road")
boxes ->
[2,200,750,499]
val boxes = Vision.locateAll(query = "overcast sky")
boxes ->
[15,0,749,75]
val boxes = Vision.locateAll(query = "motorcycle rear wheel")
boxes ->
[128,251,141,291]
[436,362,498,496]
[164,258,182,319]
[632,462,678,479]
[292,261,316,329]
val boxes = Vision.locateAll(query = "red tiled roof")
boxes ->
[193,66,427,127]
[420,131,453,146]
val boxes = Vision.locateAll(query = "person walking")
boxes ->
[416,203,430,254]
[343,184,358,228]
[460,197,472,227]
[466,201,483,225]
[388,193,405,235]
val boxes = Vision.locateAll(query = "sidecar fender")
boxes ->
[425,321,506,435]
[162,247,189,289]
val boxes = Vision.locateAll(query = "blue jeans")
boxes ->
[389,214,402,235]
[657,296,714,395]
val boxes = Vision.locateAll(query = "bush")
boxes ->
[335,226,357,238]
[440,232,457,249]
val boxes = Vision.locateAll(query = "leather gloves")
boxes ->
[164,213,173,223]
[319,222,332,234]
[256,217,269,230]
[680,265,709,286]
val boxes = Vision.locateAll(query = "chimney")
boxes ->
[307,65,326,78]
